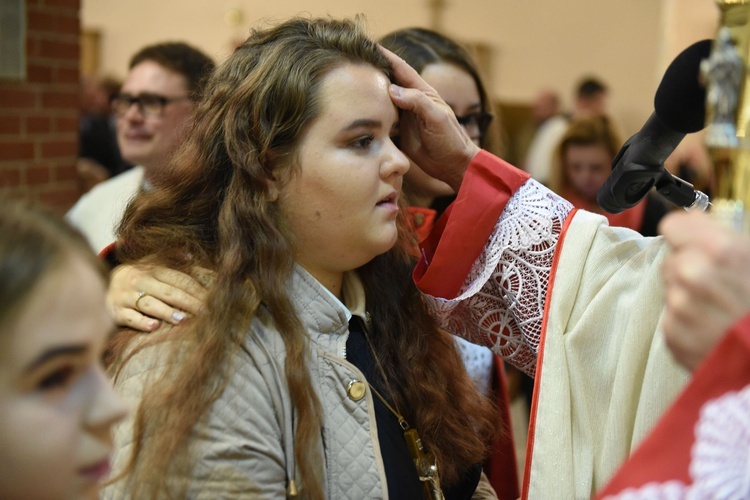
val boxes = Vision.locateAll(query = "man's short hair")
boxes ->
[129,42,215,99]
[576,77,608,98]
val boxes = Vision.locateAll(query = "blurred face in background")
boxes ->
[0,256,127,499]
[405,62,483,205]
[115,61,195,176]
[564,143,612,202]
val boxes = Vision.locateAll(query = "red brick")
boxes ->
[43,0,80,10]
[27,10,79,36]
[26,63,54,83]
[26,38,41,58]
[27,166,51,185]
[55,66,80,84]
[54,163,77,181]
[57,12,80,35]
[0,142,35,161]
[39,39,79,61]
[0,117,22,135]
[0,89,37,109]
[41,89,78,108]
[41,140,76,159]
[26,116,52,134]
[55,116,79,134]
[27,10,57,32]
[38,185,79,209]
[0,167,22,187]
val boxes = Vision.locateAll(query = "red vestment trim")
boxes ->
[413,150,530,299]
[520,208,578,499]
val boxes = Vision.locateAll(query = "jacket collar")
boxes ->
[289,265,368,354]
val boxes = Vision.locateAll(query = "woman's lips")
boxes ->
[78,458,111,481]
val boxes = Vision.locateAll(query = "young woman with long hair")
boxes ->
[101,17,497,499]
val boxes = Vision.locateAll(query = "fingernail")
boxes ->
[172,311,185,323]
[147,320,159,331]
[389,84,403,97]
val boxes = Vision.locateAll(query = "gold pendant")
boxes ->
[403,428,444,500]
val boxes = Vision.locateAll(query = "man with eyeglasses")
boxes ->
[67,42,215,253]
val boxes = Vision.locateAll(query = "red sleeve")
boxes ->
[98,241,120,269]
[412,150,530,299]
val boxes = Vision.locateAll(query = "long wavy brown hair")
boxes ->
[106,16,497,498]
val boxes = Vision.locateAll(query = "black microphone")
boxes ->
[597,39,713,214]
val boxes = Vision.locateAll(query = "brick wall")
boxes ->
[0,0,81,213]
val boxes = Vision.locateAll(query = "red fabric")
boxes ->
[563,188,647,233]
[483,357,521,500]
[413,150,530,299]
[520,208,578,500]
[596,313,750,497]
[406,206,438,243]
[99,241,116,260]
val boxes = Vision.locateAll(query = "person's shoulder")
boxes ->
[243,310,289,362]
[67,166,144,215]
[545,114,570,132]
[90,166,144,196]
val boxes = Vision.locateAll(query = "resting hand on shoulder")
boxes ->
[660,211,750,371]
[107,264,209,333]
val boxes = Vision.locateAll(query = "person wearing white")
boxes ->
[66,166,145,252]
[523,114,569,185]
[66,42,214,253]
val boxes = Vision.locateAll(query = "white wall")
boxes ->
[82,0,723,136]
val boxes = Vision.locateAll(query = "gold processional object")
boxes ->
[705,0,750,233]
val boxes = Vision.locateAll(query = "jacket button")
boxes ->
[347,380,366,401]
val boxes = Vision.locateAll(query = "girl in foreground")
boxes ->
[102,17,497,499]
[0,200,127,499]
[108,25,519,499]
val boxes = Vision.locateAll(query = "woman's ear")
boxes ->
[268,179,280,202]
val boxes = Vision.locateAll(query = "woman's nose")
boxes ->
[84,367,129,435]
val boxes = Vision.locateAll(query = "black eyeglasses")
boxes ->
[455,111,494,137]
[110,93,190,118]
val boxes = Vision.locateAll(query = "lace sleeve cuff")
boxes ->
[422,180,573,376]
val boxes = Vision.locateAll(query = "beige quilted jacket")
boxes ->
[102,267,410,498]
[103,266,497,499]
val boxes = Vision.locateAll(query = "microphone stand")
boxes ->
[654,171,711,212]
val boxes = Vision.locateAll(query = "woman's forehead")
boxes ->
[315,64,396,122]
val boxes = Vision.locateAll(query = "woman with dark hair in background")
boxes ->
[381,27,520,496]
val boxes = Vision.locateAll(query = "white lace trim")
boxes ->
[422,179,573,377]
[602,384,750,499]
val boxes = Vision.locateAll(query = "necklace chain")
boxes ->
[359,313,410,430]
[357,312,445,500]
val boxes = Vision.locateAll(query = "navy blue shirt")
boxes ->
[346,316,481,499]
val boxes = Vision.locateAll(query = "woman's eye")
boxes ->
[352,135,374,149]
[390,135,401,148]
[38,366,75,391]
